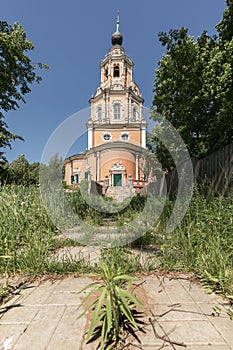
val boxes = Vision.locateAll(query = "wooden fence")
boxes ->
[165,143,233,196]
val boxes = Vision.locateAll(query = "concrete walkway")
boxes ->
[0,275,233,349]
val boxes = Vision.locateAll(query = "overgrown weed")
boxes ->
[154,187,233,296]
[1,184,232,298]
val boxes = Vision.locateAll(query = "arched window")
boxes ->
[113,102,121,120]
[97,106,102,121]
[132,105,138,121]
[113,65,120,77]
[124,67,128,84]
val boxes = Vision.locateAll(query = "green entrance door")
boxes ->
[113,174,122,186]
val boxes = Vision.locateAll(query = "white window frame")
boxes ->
[132,105,138,121]
[112,101,123,121]
[113,64,120,77]
[96,105,103,121]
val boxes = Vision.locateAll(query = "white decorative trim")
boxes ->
[88,127,93,150]
[110,160,125,172]
[141,127,146,148]
[136,154,139,181]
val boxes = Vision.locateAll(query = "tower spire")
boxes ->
[112,11,123,46]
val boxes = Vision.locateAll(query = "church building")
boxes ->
[65,16,148,193]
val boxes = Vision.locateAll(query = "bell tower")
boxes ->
[65,15,148,190]
[87,14,146,150]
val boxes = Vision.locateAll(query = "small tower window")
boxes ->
[102,132,112,141]
[105,68,108,77]
[132,106,138,121]
[113,102,121,120]
[121,132,130,141]
[124,67,128,85]
[97,106,102,121]
[113,65,120,77]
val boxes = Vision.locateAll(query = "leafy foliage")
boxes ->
[8,154,30,185]
[216,0,233,41]
[0,155,41,185]
[0,21,48,160]
[152,2,233,169]
[141,148,162,181]
[39,154,64,189]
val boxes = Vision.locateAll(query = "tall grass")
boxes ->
[1,184,232,298]
[66,185,146,226]
[0,185,91,274]
[155,188,233,297]
[0,185,147,275]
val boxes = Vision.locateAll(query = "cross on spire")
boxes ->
[116,11,120,32]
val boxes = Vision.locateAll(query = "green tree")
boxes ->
[0,157,42,185]
[39,154,64,189]
[0,21,48,160]
[0,159,9,184]
[152,28,215,167]
[9,154,30,185]
[216,0,233,41]
[201,40,233,152]
[152,4,233,169]
[29,162,40,185]
[141,148,161,181]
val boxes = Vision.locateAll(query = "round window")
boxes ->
[121,133,129,141]
[103,132,112,141]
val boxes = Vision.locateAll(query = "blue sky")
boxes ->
[1,0,226,163]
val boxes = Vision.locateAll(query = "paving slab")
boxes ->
[143,275,172,304]
[143,346,231,350]
[13,305,66,350]
[53,246,101,265]
[141,275,233,350]
[149,302,208,321]
[0,305,39,325]
[0,275,233,350]
[47,306,87,350]
[0,324,28,350]
[180,278,225,303]
[19,280,59,306]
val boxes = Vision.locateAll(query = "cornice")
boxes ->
[89,87,144,104]
[88,141,145,155]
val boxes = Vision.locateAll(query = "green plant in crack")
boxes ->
[77,261,145,349]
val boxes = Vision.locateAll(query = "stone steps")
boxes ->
[105,186,133,202]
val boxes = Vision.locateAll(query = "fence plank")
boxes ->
[165,143,233,196]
